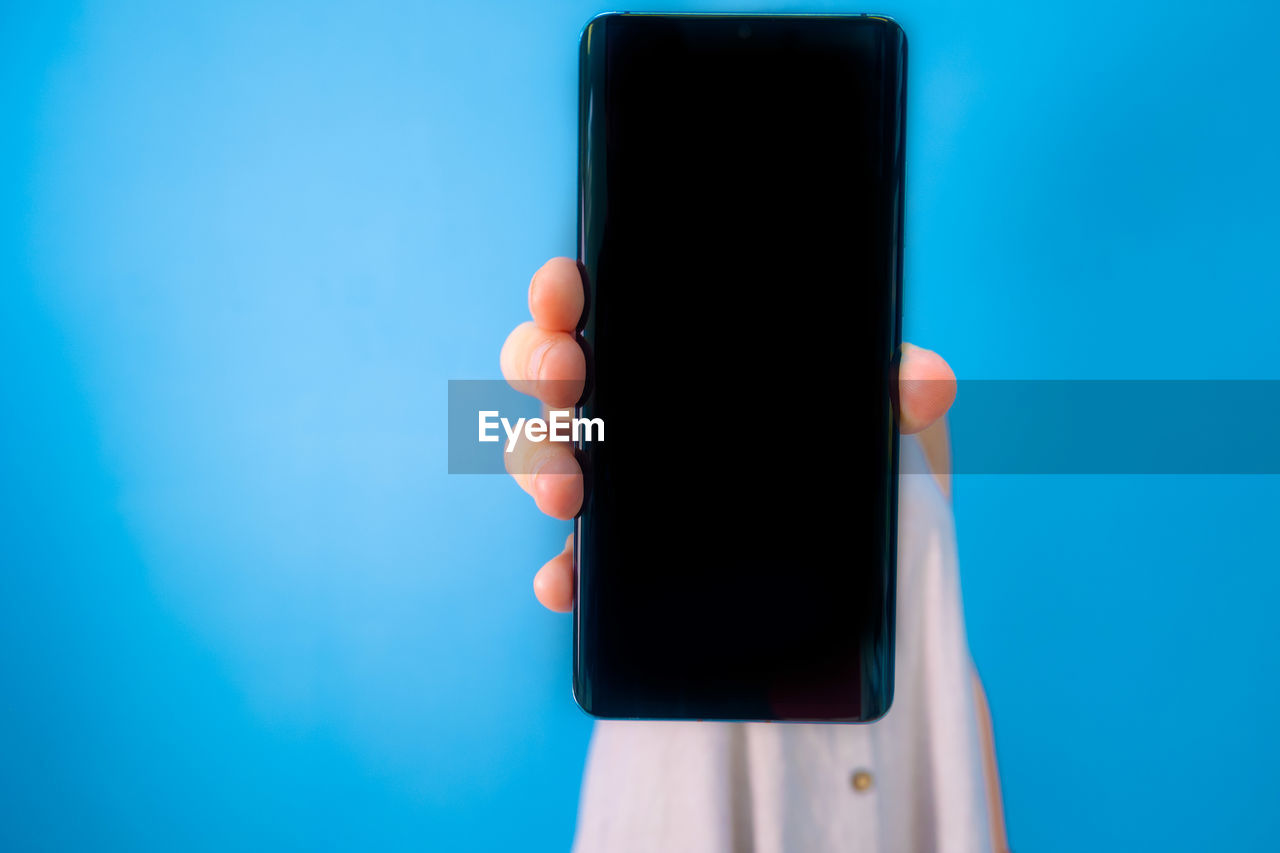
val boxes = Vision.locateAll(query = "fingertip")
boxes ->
[532,453,584,520]
[529,257,585,332]
[900,343,954,379]
[534,550,574,612]
[536,338,586,405]
[899,344,957,434]
[499,322,585,404]
[499,321,536,385]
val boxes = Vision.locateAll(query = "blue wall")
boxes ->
[2,1,1277,850]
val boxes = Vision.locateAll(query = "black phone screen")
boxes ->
[575,14,906,721]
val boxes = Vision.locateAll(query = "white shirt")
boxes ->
[572,435,995,853]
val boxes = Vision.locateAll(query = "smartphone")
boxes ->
[574,13,906,722]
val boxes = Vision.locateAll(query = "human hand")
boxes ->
[500,257,957,612]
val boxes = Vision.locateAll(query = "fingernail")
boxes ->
[529,453,551,491]
[527,338,558,382]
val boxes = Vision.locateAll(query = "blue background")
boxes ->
[3,1,1278,850]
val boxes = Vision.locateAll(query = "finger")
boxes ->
[899,343,957,435]
[500,321,585,407]
[533,534,574,612]
[504,427,584,520]
[529,257,585,332]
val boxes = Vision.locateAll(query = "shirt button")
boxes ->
[850,769,874,793]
